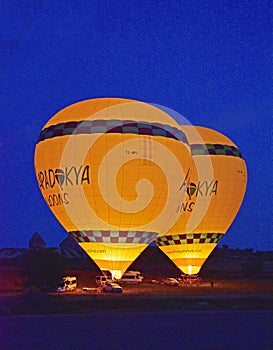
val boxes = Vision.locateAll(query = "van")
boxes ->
[57,276,77,292]
[179,274,200,284]
[120,271,144,284]
[95,275,113,286]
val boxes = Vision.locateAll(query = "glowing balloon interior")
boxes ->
[34,98,247,278]
[154,125,247,275]
[34,98,192,278]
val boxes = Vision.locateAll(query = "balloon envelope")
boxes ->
[34,98,192,278]
[154,125,247,275]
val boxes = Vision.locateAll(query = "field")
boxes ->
[0,266,272,315]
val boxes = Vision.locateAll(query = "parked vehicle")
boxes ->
[149,279,160,284]
[102,282,123,293]
[119,271,144,284]
[95,275,113,286]
[161,277,179,286]
[82,287,98,292]
[57,276,77,292]
[179,274,200,284]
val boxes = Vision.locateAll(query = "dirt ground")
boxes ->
[0,266,272,294]
[0,266,272,315]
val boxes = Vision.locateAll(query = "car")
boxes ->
[82,287,98,293]
[161,277,179,286]
[102,282,123,293]
[149,279,160,284]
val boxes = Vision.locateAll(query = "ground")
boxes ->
[0,266,272,315]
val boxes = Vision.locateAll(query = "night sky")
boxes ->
[1,1,272,250]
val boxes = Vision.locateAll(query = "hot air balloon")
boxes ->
[34,98,192,279]
[154,125,247,276]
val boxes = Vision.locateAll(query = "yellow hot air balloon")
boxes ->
[34,98,192,279]
[154,125,247,276]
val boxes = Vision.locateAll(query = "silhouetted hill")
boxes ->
[59,235,82,250]
[0,246,272,279]
[29,232,47,249]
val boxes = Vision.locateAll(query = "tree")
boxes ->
[20,248,67,291]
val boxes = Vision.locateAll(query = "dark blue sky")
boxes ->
[1,1,272,250]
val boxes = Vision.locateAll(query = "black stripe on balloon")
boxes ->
[37,120,189,144]
[190,143,243,158]
[154,233,223,246]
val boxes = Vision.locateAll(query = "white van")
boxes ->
[95,275,113,286]
[57,276,77,292]
[120,271,144,284]
[179,273,200,284]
